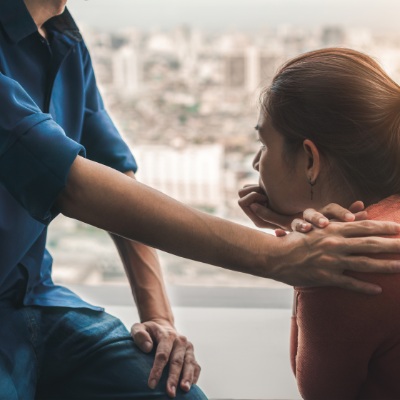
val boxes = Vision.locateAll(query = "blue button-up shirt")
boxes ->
[0,0,137,309]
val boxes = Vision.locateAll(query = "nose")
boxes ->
[252,149,261,171]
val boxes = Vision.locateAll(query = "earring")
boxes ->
[308,177,316,200]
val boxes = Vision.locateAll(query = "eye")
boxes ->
[257,139,266,150]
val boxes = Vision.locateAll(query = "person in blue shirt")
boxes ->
[2,0,400,399]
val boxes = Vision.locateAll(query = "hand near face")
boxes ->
[238,184,367,233]
[275,200,368,236]
[238,184,297,230]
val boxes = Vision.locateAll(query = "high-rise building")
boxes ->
[223,46,282,91]
[259,53,283,86]
[224,52,247,88]
[112,46,141,96]
[133,143,225,213]
[321,26,346,47]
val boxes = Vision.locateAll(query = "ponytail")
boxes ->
[261,48,400,203]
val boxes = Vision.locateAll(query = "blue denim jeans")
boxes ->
[0,304,207,400]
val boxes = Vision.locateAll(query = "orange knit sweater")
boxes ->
[291,195,400,400]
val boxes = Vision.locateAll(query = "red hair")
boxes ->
[261,48,400,203]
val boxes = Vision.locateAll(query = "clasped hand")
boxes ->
[239,184,400,294]
[238,184,367,233]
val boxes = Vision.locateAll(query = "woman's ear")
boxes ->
[302,139,320,184]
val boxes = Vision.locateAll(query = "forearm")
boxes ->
[56,155,400,293]
[110,234,174,325]
[57,155,273,278]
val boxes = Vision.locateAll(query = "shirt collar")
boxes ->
[0,0,82,44]
[46,8,82,42]
[0,0,37,43]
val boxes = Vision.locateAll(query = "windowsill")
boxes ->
[69,284,300,400]
[68,284,293,308]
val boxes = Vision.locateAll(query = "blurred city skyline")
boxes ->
[51,2,400,288]
[68,0,400,33]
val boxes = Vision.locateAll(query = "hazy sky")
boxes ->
[67,0,400,33]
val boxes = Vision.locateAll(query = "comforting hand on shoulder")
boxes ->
[270,219,400,294]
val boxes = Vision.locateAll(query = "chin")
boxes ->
[268,203,287,215]
[57,6,66,15]
[268,200,302,217]
[55,1,67,15]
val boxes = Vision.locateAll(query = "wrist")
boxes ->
[139,306,175,327]
[144,317,175,329]
[258,235,289,282]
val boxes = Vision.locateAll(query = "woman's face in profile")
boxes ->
[253,112,311,216]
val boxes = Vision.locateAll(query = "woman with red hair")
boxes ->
[243,48,400,399]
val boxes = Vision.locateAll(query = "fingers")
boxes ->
[319,203,357,222]
[131,323,153,353]
[349,201,368,221]
[353,211,368,221]
[238,184,265,198]
[148,332,175,394]
[348,200,365,214]
[303,208,330,228]
[290,218,313,233]
[251,203,297,230]
[322,273,382,295]
[293,202,366,232]
[137,321,200,398]
[277,216,400,295]
[156,335,199,397]
[238,191,268,208]
[179,343,201,392]
[238,184,296,230]
[330,220,400,237]
[238,191,277,229]
[291,201,368,233]
[302,203,361,229]
[164,336,188,397]
[343,254,400,275]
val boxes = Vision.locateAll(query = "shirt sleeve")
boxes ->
[0,72,85,225]
[79,42,138,174]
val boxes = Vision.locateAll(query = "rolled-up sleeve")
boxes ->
[80,43,137,174]
[0,73,85,224]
